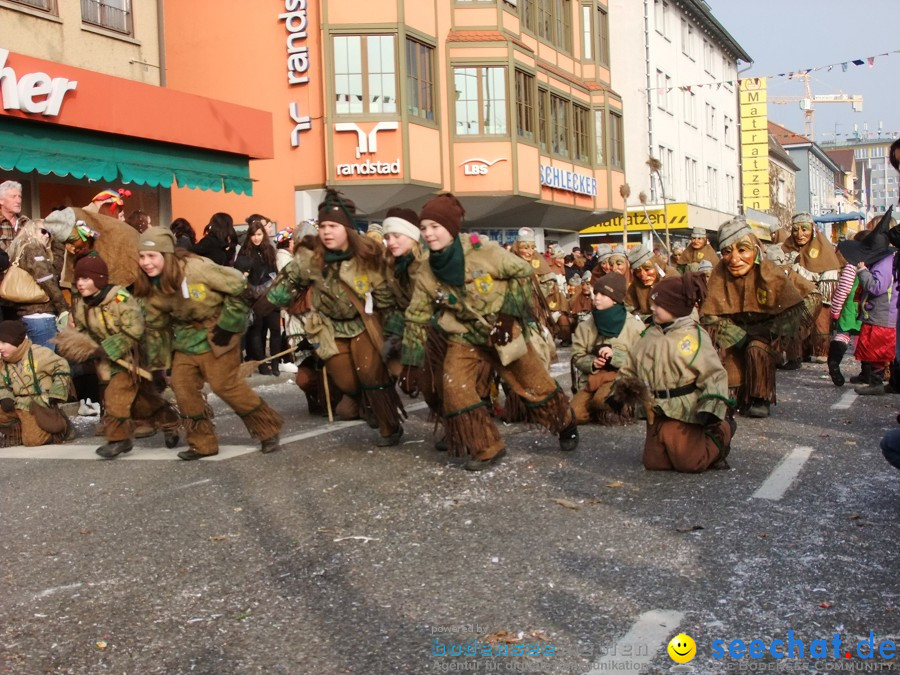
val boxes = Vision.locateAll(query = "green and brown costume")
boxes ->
[570,310,644,424]
[72,285,179,442]
[402,235,573,462]
[268,247,404,438]
[700,249,820,408]
[0,339,71,446]
[678,242,718,274]
[616,316,733,472]
[144,255,282,456]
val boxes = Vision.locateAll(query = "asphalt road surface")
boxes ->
[1,353,898,674]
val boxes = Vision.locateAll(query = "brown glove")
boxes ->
[398,365,420,397]
[490,314,517,346]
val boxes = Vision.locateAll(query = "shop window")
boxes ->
[573,104,590,163]
[453,66,507,136]
[593,109,605,165]
[8,0,57,14]
[334,35,397,115]
[550,94,570,159]
[81,0,132,35]
[608,111,623,169]
[515,70,535,141]
[406,39,435,122]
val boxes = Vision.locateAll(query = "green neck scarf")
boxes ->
[429,237,465,287]
[323,248,353,264]
[591,304,627,337]
[394,253,414,280]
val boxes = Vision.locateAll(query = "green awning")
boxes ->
[0,118,253,195]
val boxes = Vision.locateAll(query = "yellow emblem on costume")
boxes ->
[531,259,540,269]
[678,334,698,358]
[809,247,819,259]
[474,273,494,294]
[188,283,208,301]
[757,288,767,305]
[353,275,370,294]
[697,252,704,260]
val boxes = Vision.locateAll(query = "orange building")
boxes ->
[164,0,625,246]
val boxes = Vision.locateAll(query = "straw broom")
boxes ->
[647,156,671,255]
[638,191,669,253]
[238,346,297,378]
[619,183,631,249]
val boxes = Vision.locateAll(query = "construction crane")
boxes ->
[770,73,863,140]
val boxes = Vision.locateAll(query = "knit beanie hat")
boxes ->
[627,244,653,270]
[697,259,714,273]
[596,244,613,262]
[791,212,814,226]
[717,216,752,251]
[138,227,176,254]
[318,189,357,230]
[691,227,707,238]
[517,227,536,242]
[549,244,565,259]
[0,320,27,346]
[419,193,465,238]
[382,207,420,241]
[74,255,109,288]
[593,272,627,304]
[651,271,708,318]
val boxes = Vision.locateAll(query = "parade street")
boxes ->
[1,355,898,674]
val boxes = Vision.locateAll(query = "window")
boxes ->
[582,5,592,61]
[681,19,694,58]
[573,105,590,163]
[520,0,535,31]
[726,174,735,209]
[334,35,397,115]
[515,70,535,141]
[705,103,716,138]
[593,109,605,165]
[777,176,786,205]
[683,90,696,127]
[654,0,669,38]
[684,158,698,202]
[657,145,674,195]
[723,115,733,146]
[536,0,572,51]
[703,39,716,76]
[596,6,609,65]
[454,67,507,135]
[81,0,131,35]
[656,70,671,112]
[609,111,623,168]
[538,88,549,151]
[707,166,718,208]
[9,0,56,13]
[550,94,570,158]
[581,5,609,64]
[406,39,435,121]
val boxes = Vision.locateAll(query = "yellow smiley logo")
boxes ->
[667,633,696,664]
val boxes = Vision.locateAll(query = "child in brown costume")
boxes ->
[264,190,405,446]
[134,227,283,460]
[400,194,577,471]
[611,272,735,472]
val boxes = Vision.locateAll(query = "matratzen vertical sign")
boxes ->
[739,77,769,211]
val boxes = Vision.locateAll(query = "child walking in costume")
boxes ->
[611,273,735,473]
[400,193,577,471]
[133,227,282,460]
[264,190,405,446]
[58,255,181,459]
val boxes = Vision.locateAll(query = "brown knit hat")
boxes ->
[593,273,627,304]
[0,320,27,346]
[138,227,176,254]
[651,271,708,318]
[74,255,109,288]
[317,189,356,229]
[419,193,465,238]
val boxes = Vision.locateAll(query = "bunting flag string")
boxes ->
[643,48,899,93]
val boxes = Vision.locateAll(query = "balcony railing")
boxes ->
[9,0,56,12]
[81,0,132,35]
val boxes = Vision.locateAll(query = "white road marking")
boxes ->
[34,583,83,599]
[831,390,858,410]
[0,401,430,462]
[586,609,684,674]
[752,446,814,501]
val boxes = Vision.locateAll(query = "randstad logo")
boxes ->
[711,631,896,662]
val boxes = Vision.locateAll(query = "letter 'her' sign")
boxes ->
[0,48,77,117]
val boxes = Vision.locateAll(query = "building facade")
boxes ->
[767,133,798,231]
[822,137,897,217]
[0,1,272,225]
[164,0,626,249]
[589,0,750,249]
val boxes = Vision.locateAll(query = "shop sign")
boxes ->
[335,121,400,177]
[461,158,506,175]
[540,164,597,196]
[0,48,77,117]
[279,0,313,148]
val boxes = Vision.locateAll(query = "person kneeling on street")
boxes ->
[0,320,74,446]
[609,272,735,473]
[570,273,644,425]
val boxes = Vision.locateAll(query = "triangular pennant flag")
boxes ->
[852,59,865,66]
[787,72,794,79]
[716,83,721,90]
[841,62,848,72]
[867,57,875,67]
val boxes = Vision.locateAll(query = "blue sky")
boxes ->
[709,0,899,145]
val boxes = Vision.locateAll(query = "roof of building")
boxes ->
[824,148,854,173]
[672,0,752,63]
[768,121,811,146]
[768,134,800,172]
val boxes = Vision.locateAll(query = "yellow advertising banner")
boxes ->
[741,129,769,146]
[741,169,768,186]
[580,203,689,234]
[742,155,768,172]
[740,102,768,119]
[746,197,771,211]
[740,116,768,132]
[741,142,768,159]
[739,76,767,104]
[742,184,770,200]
